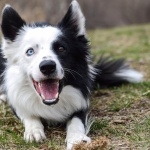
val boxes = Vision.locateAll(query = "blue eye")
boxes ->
[26,48,34,56]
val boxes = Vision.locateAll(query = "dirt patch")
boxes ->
[73,136,109,150]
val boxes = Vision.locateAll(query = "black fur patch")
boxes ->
[94,57,129,88]
[0,47,6,86]
[52,34,92,99]
[1,6,26,41]
[71,109,88,126]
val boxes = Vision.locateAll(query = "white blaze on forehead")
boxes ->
[21,25,62,45]
[14,25,64,82]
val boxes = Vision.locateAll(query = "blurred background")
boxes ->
[1,0,150,29]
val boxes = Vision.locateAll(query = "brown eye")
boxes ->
[58,46,65,52]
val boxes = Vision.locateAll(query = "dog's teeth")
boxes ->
[41,94,45,100]
[38,82,41,87]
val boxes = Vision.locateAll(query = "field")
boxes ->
[0,24,150,150]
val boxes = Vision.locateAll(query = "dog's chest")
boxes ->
[35,85,88,122]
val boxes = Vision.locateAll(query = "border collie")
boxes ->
[0,0,143,149]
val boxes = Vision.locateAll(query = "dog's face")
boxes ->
[19,26,64,105]
[1,1,89,105]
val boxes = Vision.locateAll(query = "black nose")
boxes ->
[39,60,56,75]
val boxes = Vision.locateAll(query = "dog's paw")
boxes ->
[66,132,91,150]
[24,128,46,142]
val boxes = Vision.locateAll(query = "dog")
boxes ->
[0,0,143,149]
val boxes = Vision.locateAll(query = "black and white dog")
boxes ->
[0,0,143,149]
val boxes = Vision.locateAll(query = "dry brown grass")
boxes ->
[73,137,109,150]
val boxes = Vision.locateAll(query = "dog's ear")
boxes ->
[58,0,86,36]
[1,5,26,41]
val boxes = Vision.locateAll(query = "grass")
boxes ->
[1,24,150,149]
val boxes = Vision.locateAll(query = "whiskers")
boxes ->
[64,68,83,79]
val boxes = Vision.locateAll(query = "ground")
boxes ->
[0,24,150,150]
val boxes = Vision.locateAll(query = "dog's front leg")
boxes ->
[23,117,46,142]
[66,117,91,150]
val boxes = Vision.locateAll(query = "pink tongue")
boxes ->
[39,80,59,100]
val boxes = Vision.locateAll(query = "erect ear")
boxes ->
[57,0,86,36]
[1,4,26,41]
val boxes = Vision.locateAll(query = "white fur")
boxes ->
[66,117,91,150]
[0,94,7,104]
[2,26,64,81]
[85,115,95,135]
[71,0,86,36]
[1,3,91,147]
[23,117,46,142]
[5,61,89,143]
[5,64,88,120]
[88,64,97,80]
[114,69,143,83]
[4,58,88,129]
[2,4,11,14]
[1,18,89,145]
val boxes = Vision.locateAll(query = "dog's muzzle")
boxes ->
[32,60,63,105]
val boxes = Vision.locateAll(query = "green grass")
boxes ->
[1,24,150,149]
[90,119,109,133]
[128,116,150,148]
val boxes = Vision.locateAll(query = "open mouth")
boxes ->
[32,78,60,105]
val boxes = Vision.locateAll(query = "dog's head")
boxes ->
[1,0,89,105]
